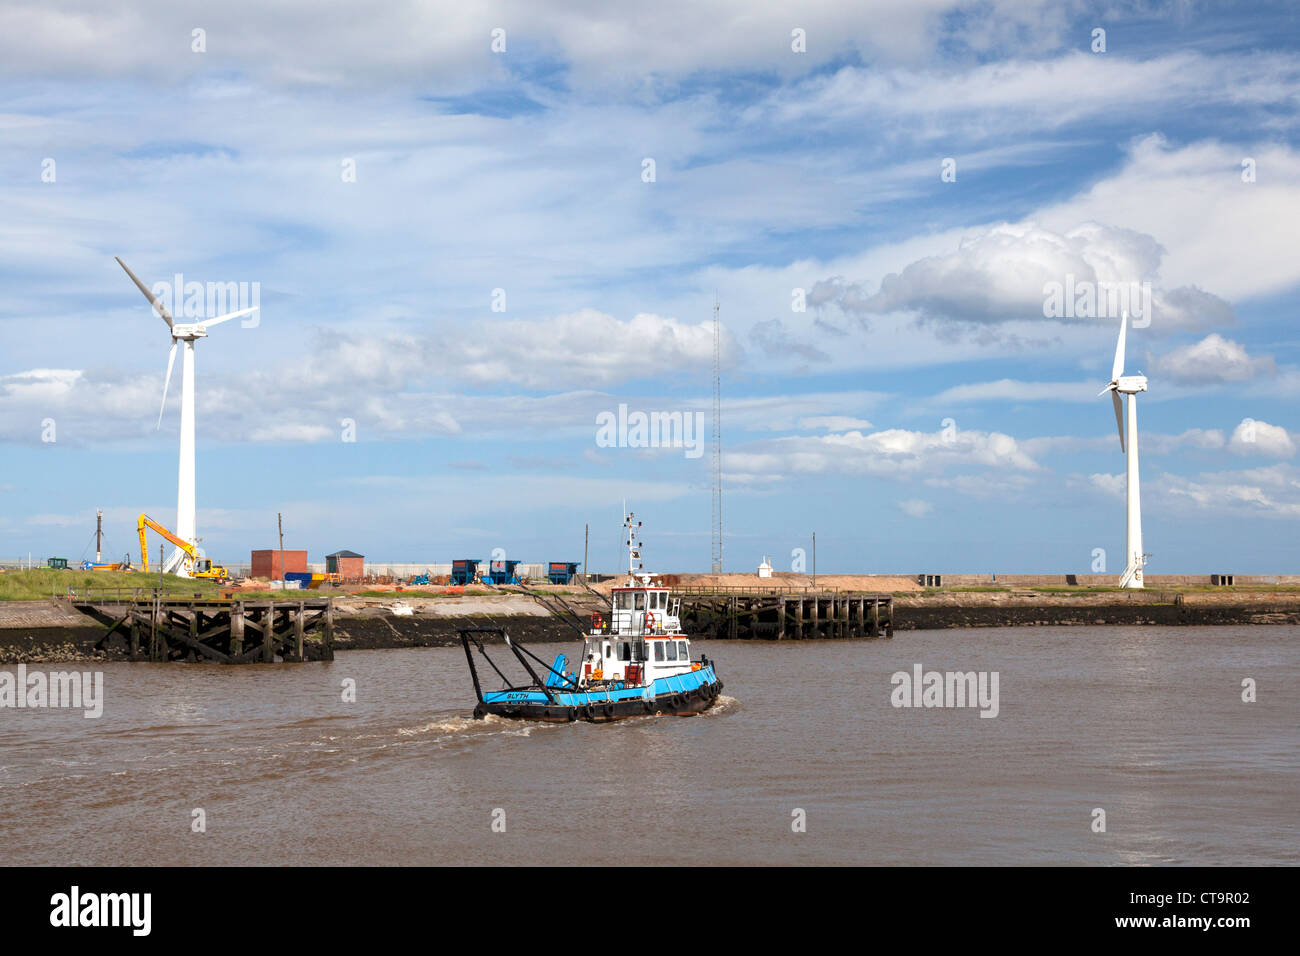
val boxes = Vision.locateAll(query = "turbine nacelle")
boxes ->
[170,324,209,340]
[1115,375,1147,394]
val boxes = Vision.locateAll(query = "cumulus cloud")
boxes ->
[1229,419,1296,458]
[1153,334,1277,385]
[809,221,1233,331]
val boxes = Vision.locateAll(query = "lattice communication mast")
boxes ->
[711,294,722,574]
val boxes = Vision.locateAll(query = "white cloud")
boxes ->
[1089,472,1125,500]
[1159,464,1300,518]
[1229,419,1296,458]
[897,498,933,518]
[726,425,1039,484]
[0,1,1075,87]
[931,379,1099,405]
[1039,135,1300,301]
[798,416,874,431]
[445,310,719,389]
[764,51,1300,137]
[1153,334,1277,385]
[810,220,1231,330]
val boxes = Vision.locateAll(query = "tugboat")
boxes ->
[461,512,723,722]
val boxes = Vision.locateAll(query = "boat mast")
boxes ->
[625,512,642,582]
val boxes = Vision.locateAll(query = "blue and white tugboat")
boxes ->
[461,513,723,722]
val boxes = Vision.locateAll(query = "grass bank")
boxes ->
[0,568,221,601]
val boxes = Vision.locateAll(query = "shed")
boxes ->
[251,549,308,581]
[326,550,365,582]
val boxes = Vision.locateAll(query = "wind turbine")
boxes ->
[1099,311,1147,589]
[116,257,256,577]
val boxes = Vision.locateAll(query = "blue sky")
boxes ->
[1,0,1298,574]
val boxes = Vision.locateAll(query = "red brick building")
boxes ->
[251,549,308,580]
[326,550,365,582]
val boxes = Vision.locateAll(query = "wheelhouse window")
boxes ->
[615,591,632,610]
[678,641,688,660]
[634,591,645,610]
[665,641,677,661]
[653,641,664,662]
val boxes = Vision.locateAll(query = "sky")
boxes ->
[0,0,1298,575]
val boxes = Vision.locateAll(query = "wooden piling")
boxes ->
[324,601,335,660]
[231,603,244,658]
[262,606,275,662]
[293,602,305,661]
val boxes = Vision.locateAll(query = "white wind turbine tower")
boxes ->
[1099,311,1148,589]
[116,257,256,577]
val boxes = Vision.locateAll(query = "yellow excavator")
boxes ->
[137,514,231,582]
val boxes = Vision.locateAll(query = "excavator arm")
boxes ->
[137,513,196,572]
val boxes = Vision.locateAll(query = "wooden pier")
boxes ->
[68,589,335,663]
[675,586,892,640]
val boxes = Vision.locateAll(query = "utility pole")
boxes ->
[277,513,285,582]
[583,523,589,585]
[95,509,103,563]
[159,543,164,591]
[812,532,816,589]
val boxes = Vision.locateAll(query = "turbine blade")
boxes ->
[157,341,177,430]
[115,257,174,328]
[1111,311,1127,383]
[199,306,257,330]
[1112,389,1125,454]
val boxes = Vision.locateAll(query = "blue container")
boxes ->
[547,561,580,584]
[485,559,522,585]
[449,559,480,586]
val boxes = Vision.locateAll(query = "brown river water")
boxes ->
[1,625,1296,866]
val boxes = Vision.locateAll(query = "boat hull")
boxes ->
[475,676,724,723]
